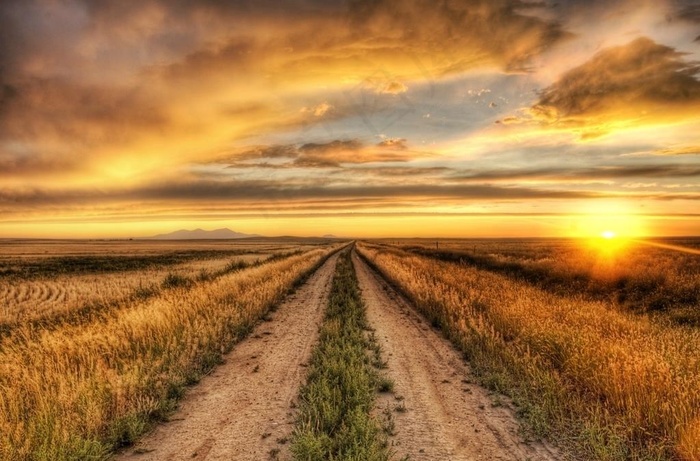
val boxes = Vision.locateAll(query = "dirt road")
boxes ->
[114,253,339,461]
[353,252,563,461]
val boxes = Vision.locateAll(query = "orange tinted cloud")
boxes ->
[1,0,699,237]
[511,37,700,138]
[219,139,424,169]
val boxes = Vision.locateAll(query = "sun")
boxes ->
[565,203,650,258]
[601,230,616,240]
[567,202,649,240]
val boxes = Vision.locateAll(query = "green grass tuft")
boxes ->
[292,250,390,461]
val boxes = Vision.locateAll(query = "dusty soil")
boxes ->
[114,253,339,461]
[353,252,564,461]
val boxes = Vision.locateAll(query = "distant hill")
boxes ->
[145,228,260,240]
[322,234,338,238]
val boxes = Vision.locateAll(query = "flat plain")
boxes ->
[1,237,698,461]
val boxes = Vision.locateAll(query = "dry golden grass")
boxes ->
[0,245,340,460]
[0,253,271,325]
[358,242,700,460]
[0,239,325,258]
[385,238,700,324]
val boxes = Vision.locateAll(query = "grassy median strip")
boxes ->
[292,250,390,461]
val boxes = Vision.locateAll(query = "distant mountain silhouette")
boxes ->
[146,228,259,240]
[322,234,338,238]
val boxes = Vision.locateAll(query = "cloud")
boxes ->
[3,0,700,234]
[0,150,84,177]
[378,81,408,95]
[377,138,408,150]
[230,145,299,161]
[0,77,176,181]
[345,0,568,74]
[343,166,451,177]
[0,78,168,145]
[309,102,333,117]
[221,139,423,169]
[133,181,601,202]
[537,37,700,115]
[677,2,700,40]
[153,0,569,89]
[513,37,700,137]
[0,0,569,181]
[451,164,700,182]
[0,180,600,210]
[653,145,700,155]
[362,77,408,95]
[301,102,334,118]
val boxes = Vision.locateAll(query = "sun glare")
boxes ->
[567,202,649,241]
[601,230,616,239]
[565,204,649,258]
[592,231,626,255]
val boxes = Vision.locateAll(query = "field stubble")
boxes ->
[0,253,270,326]
[0,239,326,327]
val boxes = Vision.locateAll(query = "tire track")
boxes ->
[114,252,340,461]
[353,251,564,461]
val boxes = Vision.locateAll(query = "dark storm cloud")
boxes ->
[5,177,700,217]
[133,181,599,202]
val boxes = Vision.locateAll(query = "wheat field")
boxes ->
[358,241,700,460]
[0,239,326,326]
[0,241,341,460]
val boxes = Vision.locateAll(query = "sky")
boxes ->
[1,0,700,238]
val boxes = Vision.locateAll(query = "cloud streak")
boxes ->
[221,139,422,169]
[0,180,601,210]
[452,164,700,182]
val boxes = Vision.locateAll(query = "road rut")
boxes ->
[353,252,563,461]
[114,253,339,461]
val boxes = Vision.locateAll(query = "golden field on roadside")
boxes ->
[2,236,699,461]
[358,239,700,461]
[0,239,342,460]
[384,237,700,325]
[0,239,326,325]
